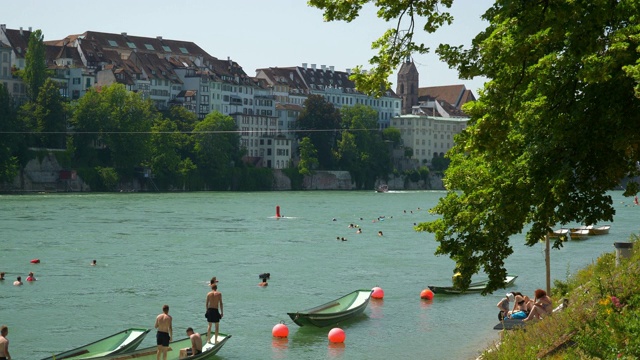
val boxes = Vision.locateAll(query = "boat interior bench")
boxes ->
[309,302,341,313]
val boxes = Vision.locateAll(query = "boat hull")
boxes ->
[41,328,149,360]
[428,275,518,294]
[99,333,231,360]
[288,289,372,327]
[570,229,590,240]
[589,225,611,235]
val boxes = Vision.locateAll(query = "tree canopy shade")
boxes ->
[311,0,640,293]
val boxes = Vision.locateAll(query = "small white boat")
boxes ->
[376,184,388,193]
[589,225,611,235]
[548,228,570,238]
[570,229,590,240]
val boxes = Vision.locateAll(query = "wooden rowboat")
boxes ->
[428,275,518,294]
[40,328,149,360]
[589,225,611,235]
[100,333,231,360]
[288,289,372,327]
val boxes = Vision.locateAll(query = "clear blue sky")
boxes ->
[4,0,493,96]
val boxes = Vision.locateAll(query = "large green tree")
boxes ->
[21,29,49,101]
[71,84,156,177]
[0,84,21,183]
[296,95,341,169]
[193,111,242,190]
[336,104,391,188]
[311,0,640,292]
[32,78,67,148]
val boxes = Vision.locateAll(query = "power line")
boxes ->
[0,128,384,135]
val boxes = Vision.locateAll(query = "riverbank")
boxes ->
[479,237,640,359]
[1,152,443,192]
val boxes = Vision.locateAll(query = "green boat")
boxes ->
[288,289,372,327]
[99,333,231,360]
[40,328,149,360]
[428,275,518,294]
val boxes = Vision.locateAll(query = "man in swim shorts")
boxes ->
[0,325,10,360]
[205,284,223,344]
[155,304,173,360]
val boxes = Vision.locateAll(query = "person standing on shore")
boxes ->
[205,284,223,344]
[155,304,173,360]
[0,325,10,360]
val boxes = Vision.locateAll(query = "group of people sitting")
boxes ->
[497,289,566,322]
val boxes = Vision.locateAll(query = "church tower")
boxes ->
[396,57,419,115]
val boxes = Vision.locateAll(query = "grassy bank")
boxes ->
[480,235,640,360]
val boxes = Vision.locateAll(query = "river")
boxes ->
[1,191,638,359]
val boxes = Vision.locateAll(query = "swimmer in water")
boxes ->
[91,259,97,266]
[356,228,362,234]
[378,231,383,236]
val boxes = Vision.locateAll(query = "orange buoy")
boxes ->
[420,289,434,300]
[276,205,281,218]
[371,286,384,299]
[328,327,345,343]
[272,323,289,338]
[30,259,40,264]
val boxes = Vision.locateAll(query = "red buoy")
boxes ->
[30,259,40,264]
[371,287,384,299]
[276,205,281,218]
[420,289,434,300]
[272,323,289,338]
[328,328,345,343]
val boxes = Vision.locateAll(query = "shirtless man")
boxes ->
[0,325,10,360]
[205,284,223,344]
[154,304,173,360]
[182,327,202,356]
[12,277,22,286]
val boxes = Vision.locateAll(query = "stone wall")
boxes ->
[6,153,89,192]
[303,171,354,190]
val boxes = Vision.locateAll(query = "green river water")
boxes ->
[1,191,638,359]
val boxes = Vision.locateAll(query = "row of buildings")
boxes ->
[1,24,474,170]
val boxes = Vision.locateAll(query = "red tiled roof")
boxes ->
[418,84,476,109]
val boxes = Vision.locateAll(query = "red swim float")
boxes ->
[30,259,40,264]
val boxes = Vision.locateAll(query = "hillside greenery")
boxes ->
[481,236,640,360]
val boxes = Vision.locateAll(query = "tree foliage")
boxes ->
[309,0,453,97]
[0,83,21,183]
[312,0,640,292]
[298,136,319,176]
[21,29,49,101]
[193,111,242,190]
[296,95,341,169]
[336,104,392,188]
[70,84,156,177]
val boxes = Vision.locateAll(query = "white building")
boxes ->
[391,112,468,166]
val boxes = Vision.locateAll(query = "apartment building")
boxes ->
[256,64,402,129]
[391,103,469,165]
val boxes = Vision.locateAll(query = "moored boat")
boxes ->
[99,333,231,360]
[40,328,149,360]
[570,228,590,240]
[589,225,611,235]
[548,228,570,238]
[288,289,372,327]
[428,275,518,294]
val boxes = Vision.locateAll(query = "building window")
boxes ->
[108,40,118,47]
[144,44,154,50]
[72,78,81,85]
[179,47,188,54]
[127,42,136,49]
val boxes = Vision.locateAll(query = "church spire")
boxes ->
[396,58,419,115]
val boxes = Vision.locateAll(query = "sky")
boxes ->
[4,0,494,97]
